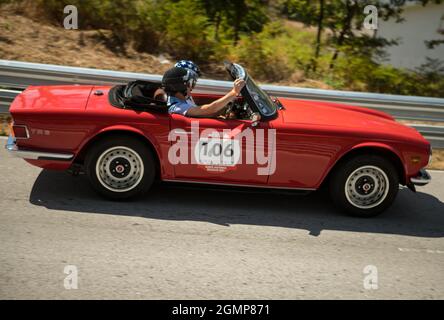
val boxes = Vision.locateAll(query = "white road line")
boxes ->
[398,248,444,254]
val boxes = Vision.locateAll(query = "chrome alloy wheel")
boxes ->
[345,165,390,209]
[95,146,144,193]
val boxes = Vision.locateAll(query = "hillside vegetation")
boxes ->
[1,0,443,96]
[0,1,443,169]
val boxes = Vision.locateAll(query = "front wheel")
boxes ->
[85,137,156,200]
[329,155,399,217]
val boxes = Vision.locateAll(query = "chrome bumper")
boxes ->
[5,135,74,161]
[410,169,431,186]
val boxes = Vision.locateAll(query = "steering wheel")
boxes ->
[225,101,235,113]
[219,101,235,119]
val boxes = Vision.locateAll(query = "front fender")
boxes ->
[349,142,404,161]
[319,141,407,187]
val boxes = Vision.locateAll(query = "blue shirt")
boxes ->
[167,95,196,116]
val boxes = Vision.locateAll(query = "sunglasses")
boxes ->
[187,78,197,89]
[184,70,198,89]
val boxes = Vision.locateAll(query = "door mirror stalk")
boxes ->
[251,112,261,127]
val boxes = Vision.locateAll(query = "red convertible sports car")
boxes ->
[5,62,432,217]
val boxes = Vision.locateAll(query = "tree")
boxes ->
[282,0,443,71]
[281,0,325,71]
[281,0,405,70]
[314,0,325,71]
[162,0,215,62]
[198,0,269,44]
[425,13,444,49]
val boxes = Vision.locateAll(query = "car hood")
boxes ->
[278,98,425,139]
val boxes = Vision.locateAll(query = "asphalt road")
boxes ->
[0,140,443,299]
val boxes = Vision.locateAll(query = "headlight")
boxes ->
[428,146,433,166]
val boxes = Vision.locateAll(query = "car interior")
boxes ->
[108,80,169,113]
[109,80,254,120]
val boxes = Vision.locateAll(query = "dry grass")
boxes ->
[428,149,444,170]
[0,10,336,84]
[0,115,11,136]
[398,120,444,126]
[1,10,442,170]
[0,13,174,76]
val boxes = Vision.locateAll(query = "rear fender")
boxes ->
[75,124,163,166]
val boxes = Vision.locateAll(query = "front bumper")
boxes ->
[5,135,74,161]
[410,168,431,186]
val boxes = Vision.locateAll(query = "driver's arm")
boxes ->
[186,79,245,118]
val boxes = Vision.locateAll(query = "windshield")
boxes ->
[227,62,278,120]
[245,74,276,117]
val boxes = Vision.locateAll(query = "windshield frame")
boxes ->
[225,62,278,121]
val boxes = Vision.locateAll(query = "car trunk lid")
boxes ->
[9,85,94,113]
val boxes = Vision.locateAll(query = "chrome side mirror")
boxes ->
[251,112,261,127]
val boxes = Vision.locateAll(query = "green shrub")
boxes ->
[10,0,444,97]
[232,22,303,82]
[34,0,161,53]
[161,0,215,63]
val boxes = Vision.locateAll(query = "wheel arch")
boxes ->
[320,143,406,188]
[74,126,161,179]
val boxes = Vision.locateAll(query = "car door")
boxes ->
[169,114,274,185]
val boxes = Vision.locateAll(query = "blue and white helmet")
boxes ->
[174,60,201,77]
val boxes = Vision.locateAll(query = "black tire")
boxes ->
[85,136,156,200]
[329,154,399,217]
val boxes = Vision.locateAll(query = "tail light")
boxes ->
[12,124,29,139]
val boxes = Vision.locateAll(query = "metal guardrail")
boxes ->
[1,59,444,148]
[0,89,20,114]
[409,124,444,148]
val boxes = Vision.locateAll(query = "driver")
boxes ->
[173,60,201,107]
[162,63,245,118]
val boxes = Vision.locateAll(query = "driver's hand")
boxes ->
[232,79,245,96]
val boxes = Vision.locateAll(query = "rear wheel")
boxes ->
[329,155,399,217]
[85,137,155,200]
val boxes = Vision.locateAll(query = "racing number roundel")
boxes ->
[194,134,241,172]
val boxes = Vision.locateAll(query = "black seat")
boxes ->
[153,88,167,102]
[108,80,168,113]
